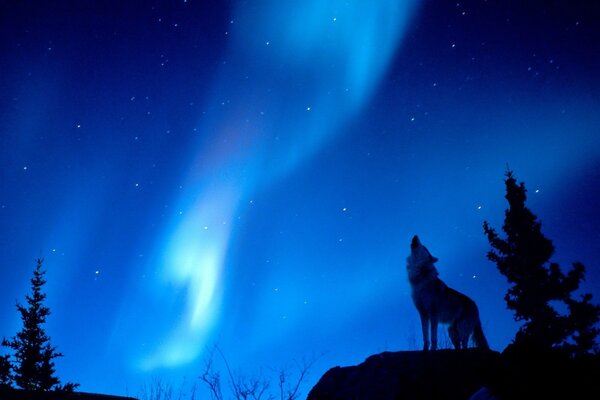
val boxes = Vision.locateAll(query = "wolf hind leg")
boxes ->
[448,323,461,349]
[461,333,469,349]
[472,319,489,349]
[465,303,489,349]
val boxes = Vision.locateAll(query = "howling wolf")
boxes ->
[406,235,488,351]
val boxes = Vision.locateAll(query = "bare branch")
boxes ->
[200,345,320,400]
[200,347,223,400]
[277,354,321,400]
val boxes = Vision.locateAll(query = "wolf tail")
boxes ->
[473,318,489,349]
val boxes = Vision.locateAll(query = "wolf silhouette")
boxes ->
[406,235,488,350]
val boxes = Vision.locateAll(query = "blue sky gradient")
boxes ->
[1,0,599,396]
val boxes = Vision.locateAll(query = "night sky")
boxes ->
[1,0,600,397]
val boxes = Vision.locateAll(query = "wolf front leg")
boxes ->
[430,315,439,350]
[420,313,430,351]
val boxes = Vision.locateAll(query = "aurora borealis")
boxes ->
[1,0,599,396]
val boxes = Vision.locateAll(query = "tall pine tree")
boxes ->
[2,259,63,391]
[483,170,599,355]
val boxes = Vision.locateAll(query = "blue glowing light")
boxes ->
[143,0,419,369]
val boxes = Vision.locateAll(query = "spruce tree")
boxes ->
[483,170,599,354]
[0,354,11,389]
[2,259,63,391]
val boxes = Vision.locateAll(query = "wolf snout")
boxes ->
[411,235,420,249]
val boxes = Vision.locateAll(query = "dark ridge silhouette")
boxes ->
[307,348,600,400]
[0,388,137,400]
[307,349,500,400]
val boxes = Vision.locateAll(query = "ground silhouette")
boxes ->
[307,347,600,400]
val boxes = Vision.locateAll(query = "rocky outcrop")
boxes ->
[308,346,600,400]
[307,349,500,400]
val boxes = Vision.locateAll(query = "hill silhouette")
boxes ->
[308,349,499,400]
[0,388,137,400]
[307,347,600,400]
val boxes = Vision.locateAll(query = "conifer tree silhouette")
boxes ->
[0,354,11,389]
[2,259,64,391]
[483,170,599,355]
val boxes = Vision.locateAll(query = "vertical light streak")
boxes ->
[142,0,419,369]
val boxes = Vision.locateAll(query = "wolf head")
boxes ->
[407,235,440,285]
[410,235,439,265]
